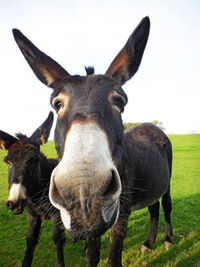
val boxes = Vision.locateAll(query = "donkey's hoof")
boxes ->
[165,241,172,250]
[141,244,152,253]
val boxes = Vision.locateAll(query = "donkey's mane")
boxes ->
[15,132,27,140]
[85,66,94,76]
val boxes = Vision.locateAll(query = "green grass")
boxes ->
[0,135,200,266]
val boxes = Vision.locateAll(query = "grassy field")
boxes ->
[0,134,200,266]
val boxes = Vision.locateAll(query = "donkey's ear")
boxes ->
[12,29,70,87]
[105,17,150,85]
[30,111,54,145]
[0,131,18,150]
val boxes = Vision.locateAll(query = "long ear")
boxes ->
[29,111,54,145]
[0,131,18,150]
[105,17,150,85]
[12,29,70,87]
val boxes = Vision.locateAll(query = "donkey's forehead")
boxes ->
[52,74,127,97]
[9,140,37,155]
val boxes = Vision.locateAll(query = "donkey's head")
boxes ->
[13,17,150,239]
[0,112,53,214]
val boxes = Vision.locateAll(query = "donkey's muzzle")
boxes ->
[6,199,26,214]
[49,167,121,238]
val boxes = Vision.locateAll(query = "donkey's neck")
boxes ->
[39,153,57,184]
[28,153,56,200]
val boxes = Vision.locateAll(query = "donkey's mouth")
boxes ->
[11,208,25,215]
[69,219,115,242]
[65,200,120,241]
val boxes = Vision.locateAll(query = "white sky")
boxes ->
[1,0,200,139]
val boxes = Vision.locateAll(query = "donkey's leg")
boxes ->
[85,237,101,267]
[162,186,173,250]
[106,213,130,267]
[51,214,66,267]
[141,201,160,252]
[22,212,42,267]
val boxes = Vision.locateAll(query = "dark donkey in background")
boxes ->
[13,17,173,267]
[0,112,66,267]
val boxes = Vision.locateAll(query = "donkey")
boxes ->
[0,112,66,267]
[12,17,173,267]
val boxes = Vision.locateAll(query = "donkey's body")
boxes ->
[13,17,173,266]
[0,113,66,267]
[123,123,171,211]
[24,157,58,218]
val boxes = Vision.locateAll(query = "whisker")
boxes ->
[121,185,148,192]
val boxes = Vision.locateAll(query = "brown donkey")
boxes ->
[0,112,66,267]
[12,17,173,267]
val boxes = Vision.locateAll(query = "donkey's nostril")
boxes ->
[49,175,66,210]
[102,170,121,201]
[7,200,14,210]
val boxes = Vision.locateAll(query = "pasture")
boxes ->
[0,134,199,266]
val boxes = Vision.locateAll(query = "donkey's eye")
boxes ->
[53,99,63,112]
[113,96,125,112]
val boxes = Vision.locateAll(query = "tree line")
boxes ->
[123,120,165,131]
